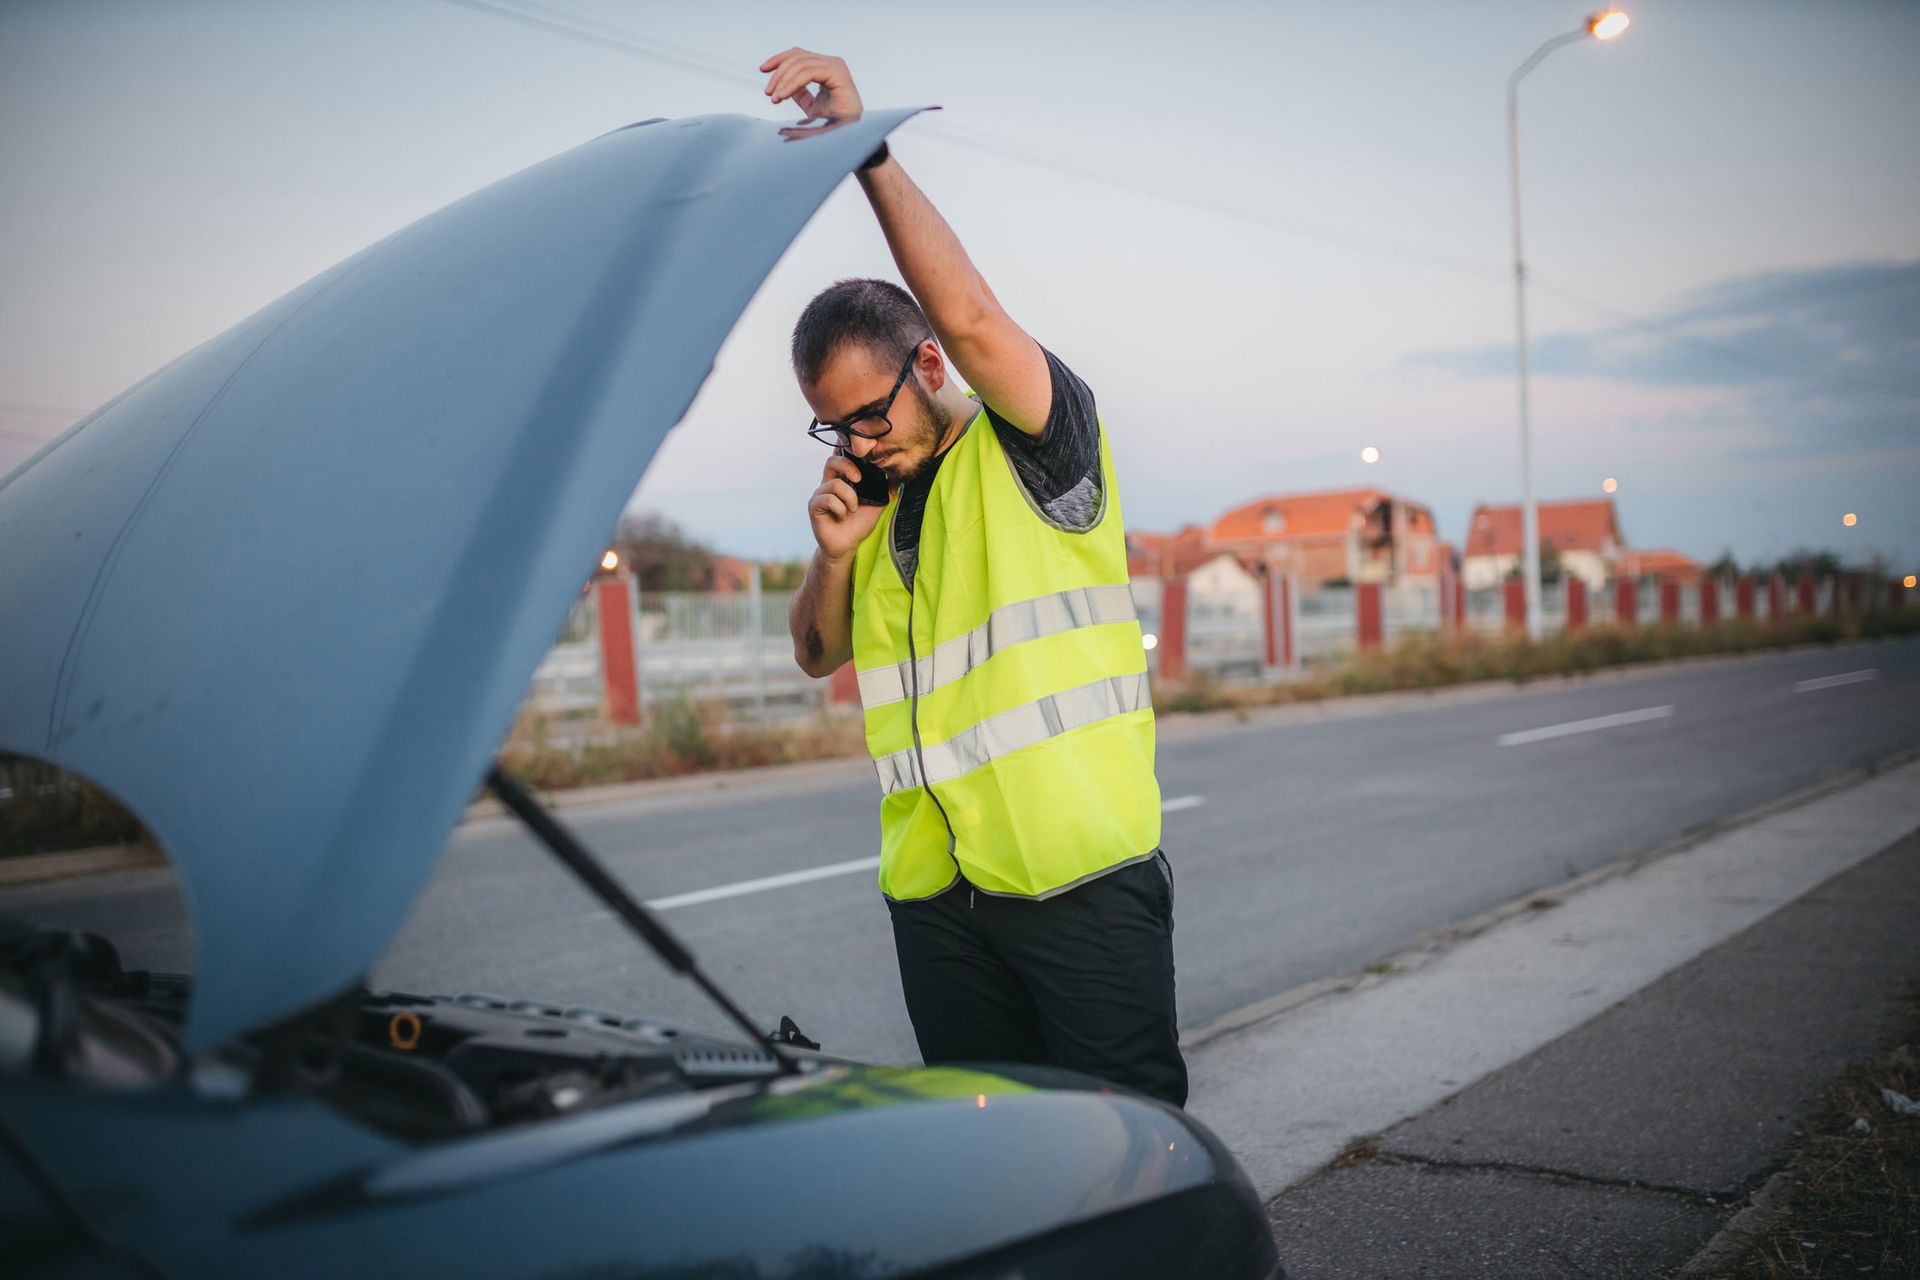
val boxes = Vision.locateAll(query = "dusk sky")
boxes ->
[4,0,1916,572]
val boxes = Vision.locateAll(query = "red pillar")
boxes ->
[1566,577,1589,630]
[1357,581,1384,651]
[1159,577,1189,682]
[1262,570,1294,668]
[1450,573,1466,634]
[1768,574,1787,621]
[1699,579,1720,627]
[1615,579,1638,627]
[1735,577,1755,620]
[1796,576,1816,616]
[829,661,860,705]
[1503,578,1526,632]
[1659,580,1681,624]
[595,576,641,726]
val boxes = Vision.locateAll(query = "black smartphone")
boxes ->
[839,448,891,506]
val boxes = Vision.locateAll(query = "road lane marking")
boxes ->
[649,794,1210,911]
[1497,705,1674,747]
[648,856,881,911]
[1794,669,1877,693]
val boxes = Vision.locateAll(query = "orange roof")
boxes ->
[1616,549,1701,580]
[1465,499,1621,557]
[1127,526,1212,576]
[1210,488,1394,542]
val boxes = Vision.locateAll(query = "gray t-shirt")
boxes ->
[892,347,1101,590]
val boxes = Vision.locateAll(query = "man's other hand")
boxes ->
[809,453,885,562]
[760,49,864,121]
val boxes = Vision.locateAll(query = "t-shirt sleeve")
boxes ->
[981,347,1102,530]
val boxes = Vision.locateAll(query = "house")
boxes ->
[1204,488,1446,587]
[1615,549,1703,585]
[1463,499,1624,590]
[1126,525,1215,578]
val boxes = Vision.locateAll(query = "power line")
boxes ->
[436,0,1919,405]
[438,0,1495,283]
[425,2,1920,411]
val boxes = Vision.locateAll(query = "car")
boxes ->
[0,108,1284,1278]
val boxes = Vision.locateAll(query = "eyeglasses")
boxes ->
[804,345,923,448]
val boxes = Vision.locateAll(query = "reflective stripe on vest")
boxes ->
[848,405,1160,900]
[855,583,1138,708]
[873,671,1152,794]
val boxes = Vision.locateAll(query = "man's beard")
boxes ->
[891,389,954,485]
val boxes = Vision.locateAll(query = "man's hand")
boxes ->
[809,453,885,562]
[760,48,864,121]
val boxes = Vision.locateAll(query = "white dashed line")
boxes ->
[650,793,1209,910]
[1793,669,1877,693]
[648,856,881,910]
[1497,705,1675,747]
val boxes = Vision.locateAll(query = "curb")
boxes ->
[1179,739,1920,1053]
[0,843,165,888]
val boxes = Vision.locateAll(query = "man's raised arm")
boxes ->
[761,49,1052,436]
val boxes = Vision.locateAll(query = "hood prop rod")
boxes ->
[485,765,799,1075]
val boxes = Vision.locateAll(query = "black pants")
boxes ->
[886,850,1188,1108]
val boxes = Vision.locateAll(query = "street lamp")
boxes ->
[1507,8,1629,639]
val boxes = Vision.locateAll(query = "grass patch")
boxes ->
[1679,984,1920,1278]
[501,697,867,792]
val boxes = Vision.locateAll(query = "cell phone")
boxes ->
[839,447,891,506]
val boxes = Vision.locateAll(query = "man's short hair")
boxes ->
[791,278,930,385]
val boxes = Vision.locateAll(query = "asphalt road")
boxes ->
[8,637,1919,1065]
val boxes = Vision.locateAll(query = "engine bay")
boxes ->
[0,923,790,1140]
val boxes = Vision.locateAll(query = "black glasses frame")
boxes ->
[804,345,923,447]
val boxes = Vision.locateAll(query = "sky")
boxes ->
[3,0,1917,573]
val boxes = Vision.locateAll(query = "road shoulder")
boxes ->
[1184,755,1920,1206]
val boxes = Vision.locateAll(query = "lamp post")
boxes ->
[1508,7,1629,639]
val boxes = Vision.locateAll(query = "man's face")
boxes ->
[802,342,949,485]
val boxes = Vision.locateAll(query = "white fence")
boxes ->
[528,581,826,726]
[531,571,1905,718]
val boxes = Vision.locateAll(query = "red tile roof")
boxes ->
[1126,525,1213,576]
[1209,488,1393,542]
[1465,500,1621,557]
[1616,549,1702,581]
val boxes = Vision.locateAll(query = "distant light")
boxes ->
[600,550,621,571]
[1906,575,1917,590]
[976,1094,987,1109]
[1842,513,1858,528]
[1587,9,1630,40]
[1142,632,1159,651]
[1168,1142,1177,1151]
[1602,477,1618,494]
[1360,446,1381,464]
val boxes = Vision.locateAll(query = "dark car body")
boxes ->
[0,109,1282,1278]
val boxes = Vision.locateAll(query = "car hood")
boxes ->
[0,109,920,1052]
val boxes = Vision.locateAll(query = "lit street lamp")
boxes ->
[1508,8,1629,639]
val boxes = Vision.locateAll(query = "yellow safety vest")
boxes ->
[849,405,1161,901]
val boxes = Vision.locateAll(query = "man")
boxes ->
[770,49,1185,1108]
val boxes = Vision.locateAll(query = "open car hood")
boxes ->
[0,109,920,1052]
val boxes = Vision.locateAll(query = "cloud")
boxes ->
[1408,259,1919,397]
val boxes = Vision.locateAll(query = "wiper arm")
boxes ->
[484,765,798,1075]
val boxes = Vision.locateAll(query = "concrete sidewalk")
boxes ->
[1177,752,1920,1275]
[1264,823,1919,1276]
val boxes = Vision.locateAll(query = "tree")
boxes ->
[1707,549,1739,580]
[614,512,715,592]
